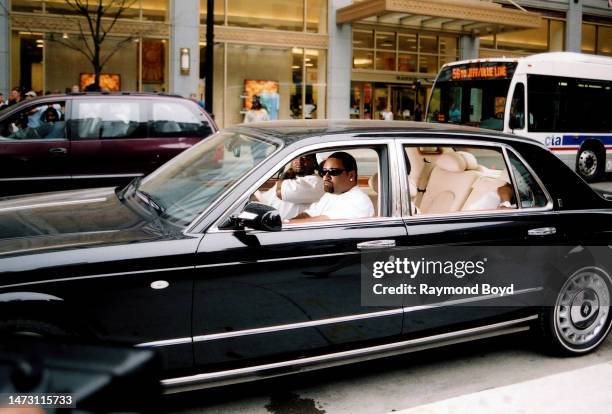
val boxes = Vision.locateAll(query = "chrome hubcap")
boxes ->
[578,150,598,177]
[555,270,610,346]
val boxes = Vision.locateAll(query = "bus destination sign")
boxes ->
[438,62,517,82]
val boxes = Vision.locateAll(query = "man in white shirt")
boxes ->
[255,154,324,220]
[289,152,374,223]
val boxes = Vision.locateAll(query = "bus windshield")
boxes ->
[427,61,518,131]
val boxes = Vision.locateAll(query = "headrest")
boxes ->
[456,151,479,170]
[436,152,466,173]
[368,172,378,193]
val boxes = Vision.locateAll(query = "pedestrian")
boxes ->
[414,104,423,122]
[0,93,6,110]
[189,93,205,108]
[381,106,393,121]
[7,88,22,107]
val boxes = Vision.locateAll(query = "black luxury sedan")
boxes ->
[0,120,611,393]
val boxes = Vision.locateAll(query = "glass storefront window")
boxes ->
[376,51,396,71]
[439,36,457,60]
[142,0,167,21]
[398,34,417,52]
[306,0,327,33]
[376,32,396,50]
[549,20,564,51]
[353,30,374,49]
[305,49,325,119]
[497,18,548,52]
[11,0,43,13]
[419,55,438,74]
[228,0,304,31]
[292,48,304,119]
[353,50,374,69]
[581,23,596,54]
[398,53,417,72]
[420,35,437,54]
[200,0,225,25]
[597,26,612,56]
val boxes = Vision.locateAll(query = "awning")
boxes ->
[337,0,541,35]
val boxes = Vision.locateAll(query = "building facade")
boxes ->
[0,0,610,127]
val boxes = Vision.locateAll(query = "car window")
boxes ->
[151,101,213,138]
[138,131,278,226]
[251,146,384,222]
[406,145,516,215]
[0,102,66,140]
[507,151,549,208]
[72,99,148,140]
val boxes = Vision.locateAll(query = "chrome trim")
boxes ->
[163,315,538,393]
[137,337,192,348]
[190,287,541,343]
[0,197,108,213]
[206,138,400,233]
[394,140,411,217]
[194,252,360,269]
[402,287,543,313]
[193,308,405,343]
[72,173,143,179]
[0,176,71,182]
[0,266,194,290]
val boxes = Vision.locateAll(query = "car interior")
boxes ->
[405,145,517,215]
[252,147,383,219]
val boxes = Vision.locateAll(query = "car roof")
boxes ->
[228,119,548,149]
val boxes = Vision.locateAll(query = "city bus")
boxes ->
[426,52,612,182]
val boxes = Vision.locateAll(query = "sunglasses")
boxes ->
[321,168,346,177]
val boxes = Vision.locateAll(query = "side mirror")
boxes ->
[222,202,282,232]
[509,113,524,130]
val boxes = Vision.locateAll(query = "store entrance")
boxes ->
[350,81,430,121]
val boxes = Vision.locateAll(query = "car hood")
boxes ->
[0,187,164,256]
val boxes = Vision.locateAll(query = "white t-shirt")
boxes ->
[256,174,324,220]
[305,186,374,220]
[381,110,393,121]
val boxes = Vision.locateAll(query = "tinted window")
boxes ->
[509,83,525,130]
[528,74,612,133]
[151,101,213,138]
[0,102,66,140]
[507,151,548,208]
[72,99,148,140]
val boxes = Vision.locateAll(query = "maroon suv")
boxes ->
[0,93,217,196]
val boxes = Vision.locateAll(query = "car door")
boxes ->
[69,97,152,187]
[397,137,560,336]
[0,100,70,195]
[191,140,408,370]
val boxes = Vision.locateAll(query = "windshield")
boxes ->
[427,61,517,131]
[137,130,279,226]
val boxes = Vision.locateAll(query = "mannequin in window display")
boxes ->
[260,90,280,120]
[244,97,270,123]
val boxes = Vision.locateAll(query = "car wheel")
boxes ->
[576,147,603,182]
[540,267,612,355]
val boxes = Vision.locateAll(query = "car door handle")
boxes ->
[48,147,67,154]
[528,227,556,236]
[357,240,396,250]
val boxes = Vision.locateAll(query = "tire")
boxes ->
[576,147,604,182]
[539,267,612,355]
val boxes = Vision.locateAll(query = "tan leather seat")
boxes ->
[367,173,379,216]
[419,152,480,214]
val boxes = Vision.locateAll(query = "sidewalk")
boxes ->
[393,360,612,414]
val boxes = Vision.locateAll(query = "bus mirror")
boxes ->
[509,113,524,130]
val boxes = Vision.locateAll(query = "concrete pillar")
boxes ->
[326,0,352,120]
[566,0,582,52]
[459,35,480,60]
[0,0,9,98]
[169,0,200,98]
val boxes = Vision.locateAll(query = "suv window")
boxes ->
[507,151,548,208]
[0,102,66,140]
[151,101,213,138]
[72,99,148,140]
